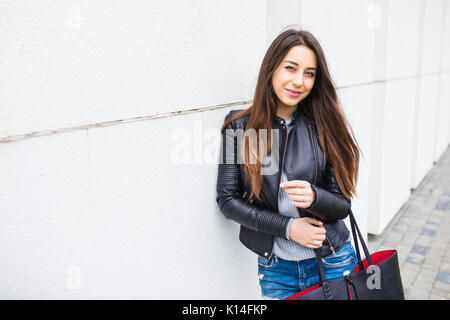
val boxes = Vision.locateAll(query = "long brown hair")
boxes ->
[220,28,361,202]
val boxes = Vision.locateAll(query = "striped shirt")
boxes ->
[272,113,317,261]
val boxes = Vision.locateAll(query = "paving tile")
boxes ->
[438,220,450,227]
[433,279,450,291]
[400,269,418,287]
[415,235,433,247]
[380,240,399,250]
[397,249,411,264]
[403,260,422,273]
[438,249,450,261]
[392,225,409,233]
[424,254,443,266]
[368,148,450,300]
[412,220,429,229]
[439,261,450,273]
[427,248,445,260]
[430,240,447,250]
[422,222,439,231]
[421,262,440,273]
[432,210,447,218]
[434,199,450,211]
[411,245,428,255]
[436,271,450,284]
[412,277,433,291]
[402,235,418,247]
[433,232,447,240]
[406,287,430,300]
[384,232,404,243]
[418,268,438,281]
[420,228,436,237]
[426,218,441,225]
[406,256,423,265]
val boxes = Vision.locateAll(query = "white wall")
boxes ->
[0,0,448,299]
[297,0,449,235]
[299,0,378,256]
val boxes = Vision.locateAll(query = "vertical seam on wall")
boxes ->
[367,0,388,234]
[433,0,447,161]
[410,0,426,189]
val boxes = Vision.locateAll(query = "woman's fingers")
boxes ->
[291,217,327,248]
[316,227,326,235]
[308,240,323,248]
[315,234,326,241]
[307,235,326,248]
[287,194,306,201]
[303,217,323,227]
[284,185,312,195]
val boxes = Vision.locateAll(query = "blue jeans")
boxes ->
[257,240,358,300]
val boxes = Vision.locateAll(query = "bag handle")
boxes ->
[348,207,373,268]
[314,207,373,297]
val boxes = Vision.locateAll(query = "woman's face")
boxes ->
[271,45,317,110]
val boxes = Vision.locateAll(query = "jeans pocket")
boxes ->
[321,242,355,268]
[258,254,276,268]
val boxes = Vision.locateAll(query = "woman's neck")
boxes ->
[276,104,297,121]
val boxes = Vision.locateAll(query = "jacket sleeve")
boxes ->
[215,111,291,239]
[305,161,351,223]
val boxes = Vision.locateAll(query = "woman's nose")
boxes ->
[292,73,304,87]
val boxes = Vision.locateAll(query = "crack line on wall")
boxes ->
[1,69,448,144]
[0,100,252,143]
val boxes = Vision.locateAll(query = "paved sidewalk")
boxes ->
[367,146,450,300]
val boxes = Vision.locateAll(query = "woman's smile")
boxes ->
[286,88,303,97]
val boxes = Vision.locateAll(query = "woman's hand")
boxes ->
[280,180,316,208]
[289,217,326,249]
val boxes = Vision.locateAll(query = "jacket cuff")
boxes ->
[305,184,350,222]
[285,217,294,240]
[309,184,318,207]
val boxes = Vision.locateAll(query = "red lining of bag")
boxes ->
[285,283,321,300]
[353,250,396,272]
[285,250,396,300]
[347,282,352,300]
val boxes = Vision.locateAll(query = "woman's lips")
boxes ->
[286,89,302,97]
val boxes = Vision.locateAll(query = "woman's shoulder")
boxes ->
[224,109,249,129]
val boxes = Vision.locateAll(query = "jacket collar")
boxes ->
[274,104,301,126]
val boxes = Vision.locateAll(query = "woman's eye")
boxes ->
[285,66,295,71]
[306,72,315,77]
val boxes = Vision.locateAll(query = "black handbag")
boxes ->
[286,208,405,300]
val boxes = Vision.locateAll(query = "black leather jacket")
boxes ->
[216,108,351,259]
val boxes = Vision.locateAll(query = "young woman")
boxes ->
[216,28,362,300]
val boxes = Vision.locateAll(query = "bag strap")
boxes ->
[315,207,373,292]
[350,211,365,271]
[348,207,373,266]
[314,248,334,299]
[350,211,364,270]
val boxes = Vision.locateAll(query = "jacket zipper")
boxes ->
[308,123,336,255]
[325,235,336,255]
[269,121,289,258]
[273,120,336,256]
[276,123,289,204]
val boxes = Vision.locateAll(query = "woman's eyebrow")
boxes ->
[284,60,316,70]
